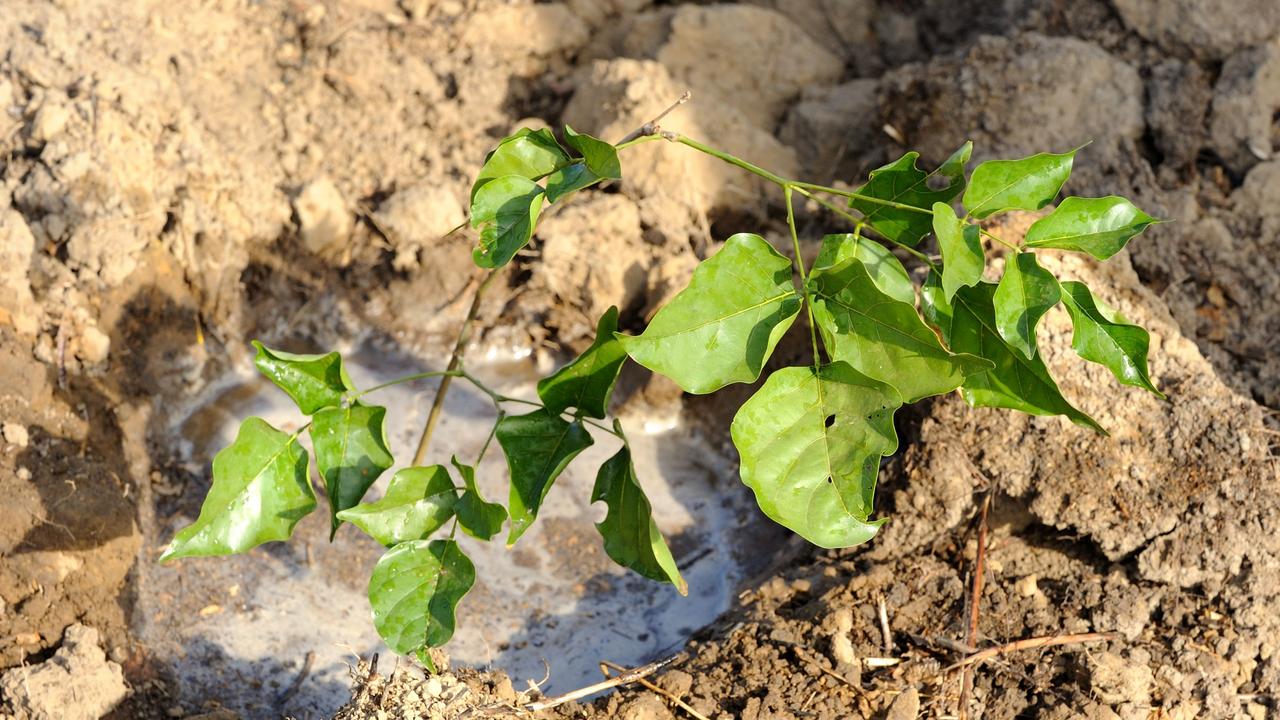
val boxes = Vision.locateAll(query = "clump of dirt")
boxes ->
[332,654,533,720]
[0,624,128,720]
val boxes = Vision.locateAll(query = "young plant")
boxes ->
[161,111,1162,667]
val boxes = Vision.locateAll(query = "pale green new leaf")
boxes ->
[470,175,544,269]
[813,234,914,304]
[335,465,457,547]
[809,256,992,403]
[537,306,627,418]
[1059,281,1163,397]
[962,149,1076,219]
[942,283,1104,433]
[252,341,353,415]
[368,539,474,665]
[470,128,568,201]
[545,126,622,203]
[731,363,901,548]
[994,252,1061,359]
[931,203,985,301]
[497,409,594,545]
[592,442,687,595]
[617,233,801,394]
[1025,196,1158,260]
[160,417,315,561]
[312,404,395,536]
[848,142,972,247]
[451,456,506,541]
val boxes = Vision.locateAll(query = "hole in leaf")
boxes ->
[826,477,833,484]
[824,414,836,428]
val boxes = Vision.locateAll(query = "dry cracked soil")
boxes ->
[1,0,1279,719]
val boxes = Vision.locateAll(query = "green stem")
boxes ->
[614,134,664,152]
[789,181,935,215]
[412,270,500,466]
[476,412,503,465]
[672,135,790,187]
[978,226,1021,252]
[354,370,463,400]
[582,417,625,439]
[784,186,823,368]
[792,186,937,270]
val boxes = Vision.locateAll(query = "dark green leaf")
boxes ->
[591,441,687,595]
[993,252,1061,359]
[544,126,621,203]
[617,233,802,394]
[368,539,474,662]
[470,128,568,201]
[931,202,984,301]
[497,409,594,545]
[335,465,457,547]
[848,142,971,247]
[1025,196,1159,260]
[537,306,627,419]
[813,234,914,304]
[160,418,315,561]
[252,341,353,415]
[731,362,901,548]
[810,255,992,403]
[962,149,1076,219]
[312,404,395,536]
[1059,281,1163,397]
[451,456,506,541]
[942,283,1104,433]
[470,175,545,269]
[919,271,954,337]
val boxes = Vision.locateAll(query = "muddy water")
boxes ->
[141,339,767,717]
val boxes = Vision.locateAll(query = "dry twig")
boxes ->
[945,632,1119,672]
[522,654,684,713]
[599,660,710,720]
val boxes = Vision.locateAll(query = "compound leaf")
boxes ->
[813,234,914,304]
[537,306,627,419]
[451,456,506,541]
[497,409,594,545]
[335,465,457,547]
[617,233,801,394]
[963,149,1076,219]
[810,256,992,403]
[1059,281,1163,398]
[470,175,544,269]
[160,417,315,561]
[1025,196,1158,260]
[592,441,687,595]
[369,539,474,665]
[943,282,1104,433]
[993,252,1061,359]
[932,203,985,301]
[252,341,353,415]
[848,141,971,247]
[545,126,621,203]
[470,128,568,201]
[312,404,395,536]
[731,363,901,548]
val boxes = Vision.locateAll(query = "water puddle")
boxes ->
[139,338,771,717]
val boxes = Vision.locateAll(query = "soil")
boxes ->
[1,1,1277,719]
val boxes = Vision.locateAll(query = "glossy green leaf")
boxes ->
[335,465,457,547]
[470,175,545,269]
[591,440,687,595]
[1025,196,1159,260]
[848,142,971,246]
[537,306,627,419]
[919,271,953,337]
[993,252,1061,359]
[160,418,315,561]
[252,341,353,415]
[931,203,985,301]
[731,363,901,549]
[617,233,802,394]
[962,149,1076,219]
[809,255,992,403]
[470,128,568,201]
[497,409,594,545]
[1059,281,1163,397]
[813,234,914,304]
[451,456,506,541]
[312,404,395,536]
[545,126,622,203]
[368,539,474,663]
[942,283,1104,433]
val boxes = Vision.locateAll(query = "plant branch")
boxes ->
[615,91,692,146]
[784,186,823,368]
[412,270,500,466]
[791,186,937,269]
[945,632,1118,672]
[523,653,685,712]
[789,181,935,215]
[978,226,1020,252]
[959,492,993,718]
[669,134,790,187]
[354,370,462,399]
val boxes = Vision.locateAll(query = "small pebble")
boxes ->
[3,422,29,448]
